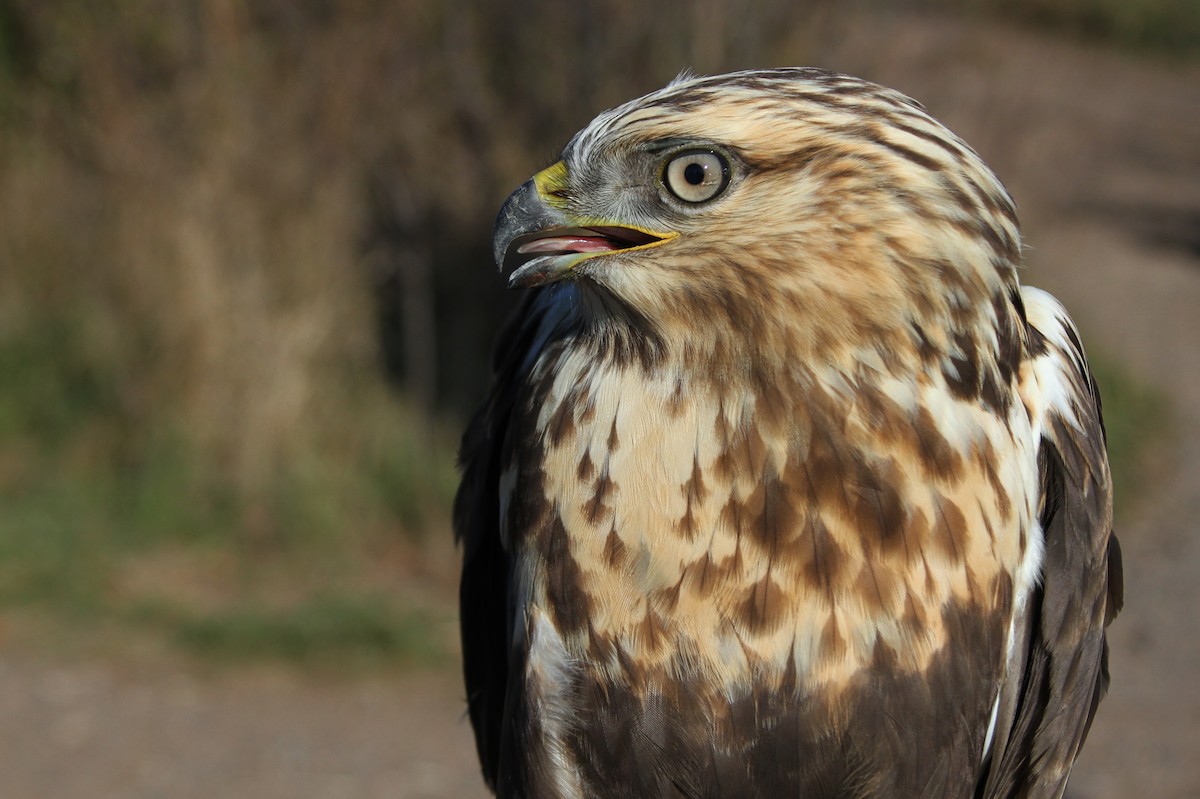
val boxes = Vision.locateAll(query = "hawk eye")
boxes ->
[663,150,730,204]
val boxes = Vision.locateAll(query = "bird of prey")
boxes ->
[455,68,1122,799]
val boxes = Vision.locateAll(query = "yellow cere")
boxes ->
[533,160,571,209]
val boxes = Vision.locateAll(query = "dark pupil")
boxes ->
[683,161,706,185]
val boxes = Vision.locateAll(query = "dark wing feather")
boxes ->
[454,287,575,791]
[979,289,1123,799]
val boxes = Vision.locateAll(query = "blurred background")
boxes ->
[0,0,1197,796]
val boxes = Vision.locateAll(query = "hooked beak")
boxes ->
[492,162,676,289]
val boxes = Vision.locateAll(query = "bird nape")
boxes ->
[454,67,1122,799]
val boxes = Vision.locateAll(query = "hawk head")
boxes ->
[494,68,1022,371]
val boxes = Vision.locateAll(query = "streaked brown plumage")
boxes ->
[455,68,1122,798]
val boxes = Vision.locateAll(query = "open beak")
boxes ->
[492,164,675,289]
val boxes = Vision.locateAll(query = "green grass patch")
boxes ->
[1090,354,1170,519]
[125,595,449,669]
[0,310,460,668]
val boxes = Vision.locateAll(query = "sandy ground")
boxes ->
[2,13,1198,799]
[0,657,489,799]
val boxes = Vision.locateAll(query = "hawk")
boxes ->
[455,68,1122,798]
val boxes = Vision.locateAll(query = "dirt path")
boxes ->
[0,654,490,799]
[2,13,1197,799]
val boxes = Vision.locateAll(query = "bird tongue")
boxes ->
[517,235,617,256]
